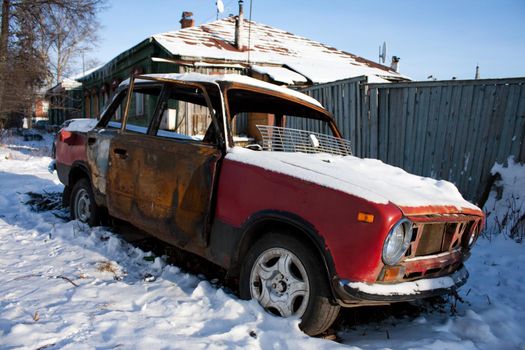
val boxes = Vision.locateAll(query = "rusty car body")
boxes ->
[54,73,485,335]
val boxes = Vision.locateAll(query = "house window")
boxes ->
[156,86,212,142]
[124,88,161,134]
[134,92,144,116]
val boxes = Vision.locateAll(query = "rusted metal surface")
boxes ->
[86,129,117,198]
[377,214,483,283]
[106,133,221,251]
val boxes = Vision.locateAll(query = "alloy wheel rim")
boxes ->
[75,188,91,223]
[249,247,310,318]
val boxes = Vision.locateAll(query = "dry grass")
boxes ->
[96,261,119,275]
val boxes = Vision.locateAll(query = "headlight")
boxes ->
[382,218,413,265]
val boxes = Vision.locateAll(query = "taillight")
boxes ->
[59,130,72,142]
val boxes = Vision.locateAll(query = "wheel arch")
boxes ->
[63,161,91,207]
[233,210,338,300]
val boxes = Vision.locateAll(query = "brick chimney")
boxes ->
[180,11,194,29]
[234,1,244,50]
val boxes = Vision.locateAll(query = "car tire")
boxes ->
[239,232,340,335]
[70,178,100,226]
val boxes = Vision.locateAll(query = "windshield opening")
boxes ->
[227,88,336,148]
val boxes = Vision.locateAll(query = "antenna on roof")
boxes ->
[379,41,386,64]
[216,0,224,20]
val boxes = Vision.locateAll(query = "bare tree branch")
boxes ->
[0,0,106,128]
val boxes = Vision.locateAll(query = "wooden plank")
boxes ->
[468,84,496,202]
[355,83,363,155]
[471,84,497,202]
[378,88,390,161]
[343,84,351,146]
[460,84,486,200]
[360,85,368,157]
[406,87,419,171]
[403,87,417,173]
[432,85,454,179]
[452,85,474,197]
[413,87,431,175]
[443,84,463,186]
[348,83,357,153]
[457,85,478,197]
[510,84,525,162]
[386,88,399,164]
[422,86,443,177]
[482,84,510,181]
[396,89,409,168]
[369,87,379,158]
[355,83,362,155]
[337,83,346,140]
[495,83,521,162]
[354,82,362,155]
[387,88,401,166]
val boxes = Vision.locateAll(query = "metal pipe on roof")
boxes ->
[235,0,244,50]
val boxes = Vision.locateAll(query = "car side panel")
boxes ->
[55,131,88,185]
[106,133,222,252]
[214,158,403,283]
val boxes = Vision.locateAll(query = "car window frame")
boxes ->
[146,79,224,148]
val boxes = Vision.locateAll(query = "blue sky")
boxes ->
[90,0,525,81]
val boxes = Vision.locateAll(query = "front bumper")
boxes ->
[334,266,468,306]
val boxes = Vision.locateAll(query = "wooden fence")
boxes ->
[302,77,525,204]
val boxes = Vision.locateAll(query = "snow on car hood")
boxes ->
[226,147,479,211]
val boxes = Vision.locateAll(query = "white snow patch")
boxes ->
[226,147,479,210]
[250,65,308,85]
[2,136,525,350]
[64,119,98,133]
[345,268,466,296]
[484,156,525,238]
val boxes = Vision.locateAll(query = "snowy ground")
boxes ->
[1,134,524,349]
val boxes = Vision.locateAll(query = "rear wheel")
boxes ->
[70,178,100,226]
[240,232,340,335]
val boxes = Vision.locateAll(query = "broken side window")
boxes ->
[156,86,213,142]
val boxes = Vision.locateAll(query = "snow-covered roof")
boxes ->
[68,65,104,81]
[152,17,408,84]
[251,65,308,85]
[47,65,105,93]
[121,73,324,108]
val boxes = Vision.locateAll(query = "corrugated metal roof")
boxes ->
[153,17,408,84]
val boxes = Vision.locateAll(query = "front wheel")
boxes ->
[70,178,100,226]
[240,232,340,335]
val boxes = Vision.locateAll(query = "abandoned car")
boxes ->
[54,73,484,335]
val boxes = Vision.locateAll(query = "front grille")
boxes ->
[405,215,482,259]
[378,215,481,283]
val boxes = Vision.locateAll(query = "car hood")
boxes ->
[226,148,481,215]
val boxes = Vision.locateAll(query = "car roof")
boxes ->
[119,72,323,109]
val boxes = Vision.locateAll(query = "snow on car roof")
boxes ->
[120,73,324,108]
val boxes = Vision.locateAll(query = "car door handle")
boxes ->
[114,148,128,159]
